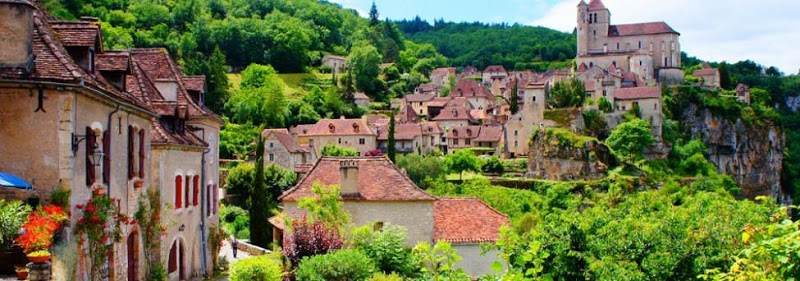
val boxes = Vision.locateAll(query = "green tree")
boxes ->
[225,163,255,208]
[582,109,608,139]
[548,78,585,108]
[226,64,287,127]
[605,118,655,165]
[219,119,261,159]
[368,1,379,26]
[347,43,383,95]
[509,81,520,114]
[350,225,417,277]
[388,110,397,162]
[249,136,271,247]
[413,241,468,281]
[297,182,351,231]
[597,97,613,113]
[481,156,504,174]
[444,150,480,180]
[320,144,358,157]
[396,154,445,189]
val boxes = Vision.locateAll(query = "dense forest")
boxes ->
[396,16,576,71]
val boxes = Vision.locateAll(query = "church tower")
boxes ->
[576,0,589,56]
[586,0,610,52]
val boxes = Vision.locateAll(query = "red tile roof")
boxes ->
[587,0,607,10]
[397,105,421,124]
[150,116,206,147]
[432,105,476,122]
[280,157,436,202]
[475,126,504,142]
[297,118,375,137]
[451,79,494,99]
[263,129,306,153]
[182,75,206,93]
[377,123,422,141]
[96,51,130,72]
[693,64,719,77]
[484,65,507,74]
[427,97,451,108]
[431,67,456,77]
[434,198,508,243]
[608,22,678,37]
[49,20,101,49]
[447,125,481,139]
[615,86,661,100]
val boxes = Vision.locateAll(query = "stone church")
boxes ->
[576,0,684,84]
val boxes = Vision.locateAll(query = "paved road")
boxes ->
[207,240,251,281]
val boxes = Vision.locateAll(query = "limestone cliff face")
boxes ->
[527,129,613,181]
[679,103,785,200]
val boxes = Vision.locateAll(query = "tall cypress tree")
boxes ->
[388,110,396,162]
[509,80,520,114]
[250,136,271,247]
[369,2,380,27]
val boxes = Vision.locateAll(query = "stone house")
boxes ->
[353,92,370,107]
[693,63,720,89]
[425,97,451,120]
[613,86,663,138]
[277,157,507,277]
[262,128,315,173]
[431,103,478,130]
[128,48,223,281]
[414,83,440,96]
[404,93,437,117]
[450,79,496,110]
[321,54,346,75]
[577,65,623,103]
[576,0,683,84]
[0,3,156,280]
[376,122,444,155]
[482,65,509,88]
[446,125,504,155]
[504,83,547,157]
[295,118,377,156]
[735,83,751,104]
[396,103,421,124]
[430,67,456,88]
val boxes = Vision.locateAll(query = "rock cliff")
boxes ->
[527,129,614,180]
[679,103,785,200]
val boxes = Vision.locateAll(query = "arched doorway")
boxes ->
[179,241,185,280]
[127,232,139,281]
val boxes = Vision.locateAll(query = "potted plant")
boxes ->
[14,265,28,280]
[16,205,67,263]
[134,179,144,189]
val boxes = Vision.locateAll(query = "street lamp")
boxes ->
[71,133,104,166]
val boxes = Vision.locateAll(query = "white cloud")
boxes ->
[532,0,800,74]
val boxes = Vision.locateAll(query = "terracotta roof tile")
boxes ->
[353,92,369,100]
[182,75,206,93]
[296,118,375,137]
[475,125,504,142]
[693,64,719,77]
[451,79,494,99]
[434,198,508,243]
[405,93,437,102]
[150,116,206,147]
[427,97,451,107]
[484,65,507,74]
[49,21,101,48]
[397,105,420,124]
[587,0,606,10]
[615,86,661,100]
[280,157,436,202]
[431,67,456,78]
[447,125,481,139]
[96,51,130,72]
[432,105,475,123]
[609,22,678,37]
[263,129,305,153]
[377,123,422,141]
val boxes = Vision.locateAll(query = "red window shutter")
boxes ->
[128,126,134,179]
[102,130,111,185]
[193,176,199,206]
[138,130,145,178]
[86,127,96,186]
[185,175,190,208]
[175,176,182,209]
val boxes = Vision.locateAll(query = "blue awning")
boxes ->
[0,172,33,190]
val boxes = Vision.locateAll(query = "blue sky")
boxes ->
[330,0,800,74]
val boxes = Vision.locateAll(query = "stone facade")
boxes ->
[505,83,546,157]
[321,54,346,75]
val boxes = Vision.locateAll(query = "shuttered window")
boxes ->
[138,130,145,178]
[175,176,182,209]
[128,126,134,179]
[102,130,111,184]
[86,127,96,186]
[193,175,199,206]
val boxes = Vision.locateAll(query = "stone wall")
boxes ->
[453,244,503,277]
[527,129,612,181]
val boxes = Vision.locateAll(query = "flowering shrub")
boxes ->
[16,204,67,254]
[282,218,344,267]
[73,188,127,280]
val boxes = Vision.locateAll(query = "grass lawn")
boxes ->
[226,72,334,100]
[445,171,487,181]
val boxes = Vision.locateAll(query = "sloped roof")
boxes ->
[615,86,661,100]
[609,22,679,37]
[484,65,507,74]
[427,97,451,107]
[432,105,476,122]
[397,105,420,124]
[279,157,436,202]
[447,125,481,139]
[96,51,130,72]
[150,116,206,147]
[475,125,504,142]
[263,129,306,153]
[377,123,421,141]
[434,198,509,243]
[451,79,494,99]
[49,20,101,49]
[182,75,206,93]
[353,92,369,100]
[431,67,456,77]
[693,64,719,77]
[587,0,607,11]
[405,93,437,103]
[297,118,375,136]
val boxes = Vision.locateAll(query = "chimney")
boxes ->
[0,0,35,72]
[339,160,359,197]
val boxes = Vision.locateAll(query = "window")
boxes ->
[514,130,519,136]
[589,62,593,68]
[102,130,110,185]
[419,102,423,106]
[193,175,199,207]
[359,138,365,145]
[603,90,607,97]
[514,140,519,147]
[86,127,97,186]
[616,42,620,50]
[465,139,471,146]
[175,176,183,209]
[128,126,135,179]
[138,130,145,178]
[453,139,459,146]
[532,96,536,102]
[268,154,274,162]
[338,138,342,144]
[184,175,190,209]
[639,41,642,49]
[269,142,274,148]
[401,142,406,149]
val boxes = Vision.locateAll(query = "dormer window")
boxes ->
[328,124,336,133]
[452,109,458,117]
[353,123,360,133]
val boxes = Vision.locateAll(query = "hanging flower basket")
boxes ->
[134,180,144,189]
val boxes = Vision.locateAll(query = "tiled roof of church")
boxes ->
[279,157,436,202]
[609,22,679,37]
[587,0,607,11]
[434,198,508,243]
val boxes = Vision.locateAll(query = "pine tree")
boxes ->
[250,136,271,247]
[369,2,380,26]
[388,110,396,162]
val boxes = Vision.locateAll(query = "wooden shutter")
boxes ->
[138,130,145,178]
[193,176,199,206]
[175,176,182,209]
[102,130,111,185]
[128,126,134,179]
[86,127,96,186]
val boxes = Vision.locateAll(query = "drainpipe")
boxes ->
[105,104,120,196]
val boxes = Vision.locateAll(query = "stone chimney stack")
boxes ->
[0,0,35,72]
[339,159,359,197]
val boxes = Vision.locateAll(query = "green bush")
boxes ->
[350,225,417,277]
[481,156,505,174]
[368,273,404,281]
[296,249,377,281]
[220,205,248,224]
[229,255,283,281]
[598,97,613,113]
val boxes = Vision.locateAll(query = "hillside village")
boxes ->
[0,0,797,281]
